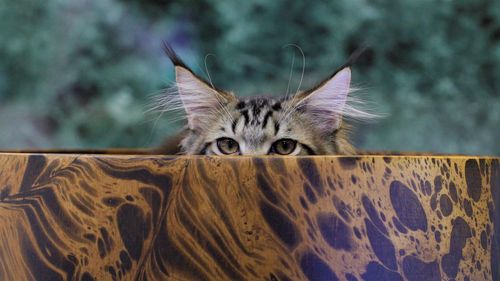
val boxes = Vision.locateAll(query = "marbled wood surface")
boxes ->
[0,153,498,281]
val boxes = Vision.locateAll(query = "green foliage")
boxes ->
[0,0,499,155]
[0,0,178,148]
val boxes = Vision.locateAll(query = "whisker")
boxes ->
[285,50,295,96]
[203,53,235,124]
[204,53,217,89]
[279,43,306,123]
[295,86,384,122]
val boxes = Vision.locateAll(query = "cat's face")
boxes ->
[163,45,363,155]
[205,97,322,156]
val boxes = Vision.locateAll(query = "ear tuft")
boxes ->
[162,42,189,68]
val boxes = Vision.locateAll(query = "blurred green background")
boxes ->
[0,0,499,155]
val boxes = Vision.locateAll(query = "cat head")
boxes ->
[160,44,374,155]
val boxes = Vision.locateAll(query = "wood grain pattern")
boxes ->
[0,152,498,281]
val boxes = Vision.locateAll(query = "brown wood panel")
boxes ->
[0,153,498,281]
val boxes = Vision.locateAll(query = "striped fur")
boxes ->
[178,96,354,155]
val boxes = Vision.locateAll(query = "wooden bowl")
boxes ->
[0,151,498,281]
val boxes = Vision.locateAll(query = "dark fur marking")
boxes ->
[272,102,282,111]
[274,122,280,135]
[236,101,245,110]
[301,144,317,155]
[262,111,273,128]
[199,142,211,154]
[231,119,238,134]
[252,103,261,118]
[331,129,340,152]
[241,110,250,126]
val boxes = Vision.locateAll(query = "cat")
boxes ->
[154,44,375,155]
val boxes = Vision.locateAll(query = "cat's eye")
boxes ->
[271,139,297,155]
[216,137,240,155]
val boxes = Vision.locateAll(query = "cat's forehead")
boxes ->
[234,96,287,111]
[222,96,294,147]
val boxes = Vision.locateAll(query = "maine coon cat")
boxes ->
[155,44,374,155]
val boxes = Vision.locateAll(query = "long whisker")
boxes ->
[143,86,184,145]
[192,56,230,122]
[204,53,216,89]
[279,44,305,123]
[204,53,235,124]
[155,81,235,131]
[146,104,167,144]
[293,44,305,97]
[285,51,295,96]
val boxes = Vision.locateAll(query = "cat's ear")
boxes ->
[163,43,234,130]
[297,67,351,133]
[175,66,234,130]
